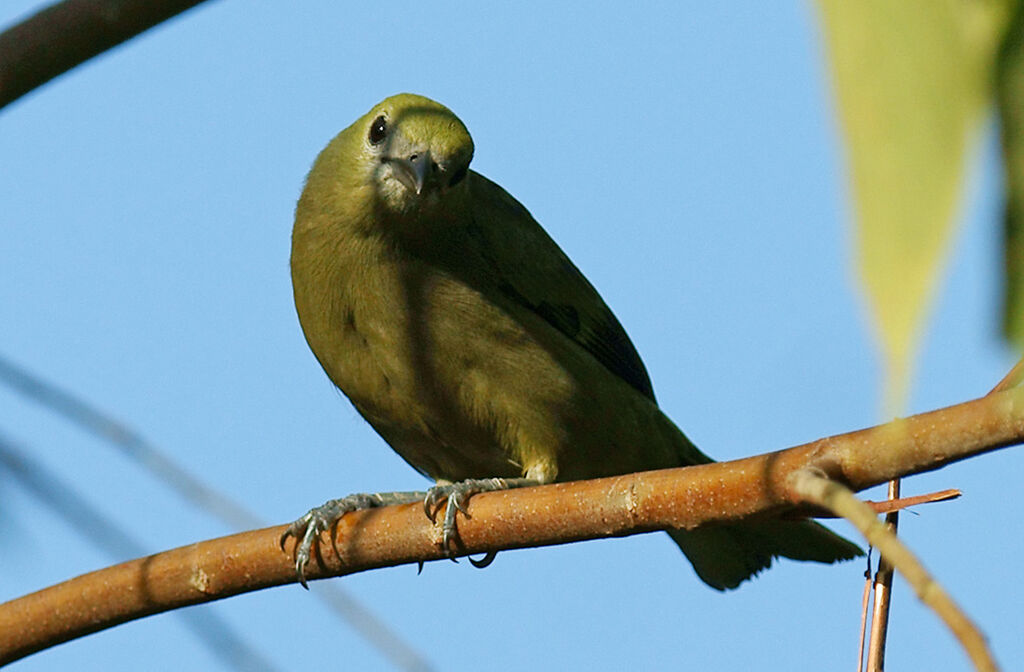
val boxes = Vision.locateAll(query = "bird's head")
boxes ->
[341,94,475,216]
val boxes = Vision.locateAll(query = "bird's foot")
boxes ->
[281,478,537,586]
[422,477,537,557]
[280,490,424,588]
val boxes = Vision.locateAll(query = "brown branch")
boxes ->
[0,0,215,111]
[1,386,1023,664]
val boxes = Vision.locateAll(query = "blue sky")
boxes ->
[1,2,1019,670]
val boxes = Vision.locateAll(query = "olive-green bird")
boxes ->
[283,93,861,590]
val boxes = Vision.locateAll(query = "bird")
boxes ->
[282,92,862,590]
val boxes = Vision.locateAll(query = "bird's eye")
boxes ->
[368,116,387,145]
[448,165,468,187]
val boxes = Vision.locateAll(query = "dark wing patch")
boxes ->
[466,172,656,401]
[534,302,580,339]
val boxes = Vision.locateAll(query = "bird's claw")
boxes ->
[423,478,510,558]
[468,551,498,568]
[282,481,523,586]
[280,493,391,588]
[279,506,337,589]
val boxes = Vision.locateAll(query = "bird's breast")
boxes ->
[300,250,525,480]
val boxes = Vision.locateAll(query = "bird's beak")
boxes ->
[389,149,433,195]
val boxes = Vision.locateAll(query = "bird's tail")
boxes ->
[667,519,863,591]
[656,413,863,590]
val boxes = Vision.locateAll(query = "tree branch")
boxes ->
[0,0,215,111]
[1,386,1022,664]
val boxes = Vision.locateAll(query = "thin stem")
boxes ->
[866,480,899,671]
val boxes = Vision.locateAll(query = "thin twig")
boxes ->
[864,489,960,514]
[857,552,872,672]
[866,482,899,671]
[791,470,998,672]
[858,487,960,670]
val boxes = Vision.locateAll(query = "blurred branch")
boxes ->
[0,0,214,110]
[792,470,997,672]
[0,433,279,672]
[0,354,435,672]
[0,354,255,529]
[1,384,1022,664]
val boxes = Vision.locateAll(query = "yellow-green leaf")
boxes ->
[817,0,1011,414]
[997,4,1024,347]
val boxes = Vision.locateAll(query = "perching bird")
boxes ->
[283,93,861,590]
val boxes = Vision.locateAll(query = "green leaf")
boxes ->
[997,4,1024,347]
[817,0,1012,413]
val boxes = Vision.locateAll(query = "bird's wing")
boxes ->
[463,171,656,401]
